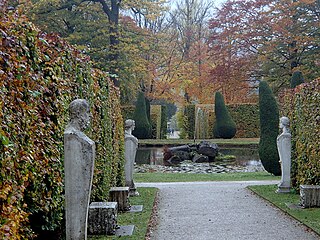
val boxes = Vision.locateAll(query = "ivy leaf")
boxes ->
[0,134,10,146]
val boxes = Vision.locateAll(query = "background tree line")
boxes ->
[8,0,320,105]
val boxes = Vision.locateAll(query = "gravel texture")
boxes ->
[137,181,320,240]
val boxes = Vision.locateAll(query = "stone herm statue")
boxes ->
[276,116,291,193]
[124,119,139,196]
[64,99,95,240]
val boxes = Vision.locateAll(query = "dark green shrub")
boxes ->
[258,81,281,176]
[290,71,304,88]
[132,92,152,139]
[145,97,151,123]
[214,92,237,139]
[160,105,168,139]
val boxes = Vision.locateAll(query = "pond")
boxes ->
[135,146,262,168]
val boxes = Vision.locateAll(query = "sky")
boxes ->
[213,0,227,7]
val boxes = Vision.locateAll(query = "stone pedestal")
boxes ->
[109,187,131,211]
[300,185,320,208]
[88,202,118,235]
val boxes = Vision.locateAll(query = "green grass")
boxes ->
[89,187,158,240]
[248,184,320,235]
[138,138,259,146]
[134,172,279,183]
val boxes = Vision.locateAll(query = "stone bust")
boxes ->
[125,119,138,146]
[276,116,291,193]
[278,116,290,137]
[64,99,95,239]
[124,119,139,196]
[66,99,91,133]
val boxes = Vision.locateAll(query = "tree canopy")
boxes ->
[9,0,320,105]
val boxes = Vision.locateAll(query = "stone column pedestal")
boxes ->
[109,187,131,211]
[300,185,320,208]
[88,202,118,235]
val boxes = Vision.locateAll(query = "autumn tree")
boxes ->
[167,0,214,103]
[24,0,166,95]
[208,0,320,95]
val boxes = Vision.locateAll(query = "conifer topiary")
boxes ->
[258,81,281,176]
[132,91,152,139]
[214,92,236,139]
[145,97,151,122]
[290,71,304,88]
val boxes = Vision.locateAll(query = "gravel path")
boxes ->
[137,181,320,240]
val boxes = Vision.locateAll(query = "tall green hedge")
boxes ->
[132,92,152,139]
[214,92,237,139]
[0,12,124,239]
[121,105,135,121]
[228,104,260,138]
[258,81,281,176]
[280,79,320,189]
[160,105,168,139]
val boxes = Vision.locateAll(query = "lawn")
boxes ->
[89,187,158,240]
[134,171,279,182]
[248,184,320,235]
[138,138,259,147]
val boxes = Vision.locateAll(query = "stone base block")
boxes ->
[115,225,135,237]
[276,185,290,193]
[88,202,118,235]
[300,185,320,208]
[128,205,143,213]
[129,187,139,197]
[109,187,131,211]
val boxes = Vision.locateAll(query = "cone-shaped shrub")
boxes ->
[258,81,281,176]
[290,71,304,88]
[145,97,151,122]
[185,104,195,139]
[214,92,236,139]
[133,91,152,139]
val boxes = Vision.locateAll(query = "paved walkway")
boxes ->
[137,181,320,240]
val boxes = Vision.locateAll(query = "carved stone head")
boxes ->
[125,119,135,134]
[279,116,290,129]
[69,99,90,131]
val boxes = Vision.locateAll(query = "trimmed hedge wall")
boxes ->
[279,78,320,189]
[193,104,260,139]
[0,12,124,239]
[150,105,162,139]
[121,105,135,121]
[228,104,260,138]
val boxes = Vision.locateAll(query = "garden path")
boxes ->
[137,181,320,240]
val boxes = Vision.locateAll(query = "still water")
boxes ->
[135,147,262,167]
